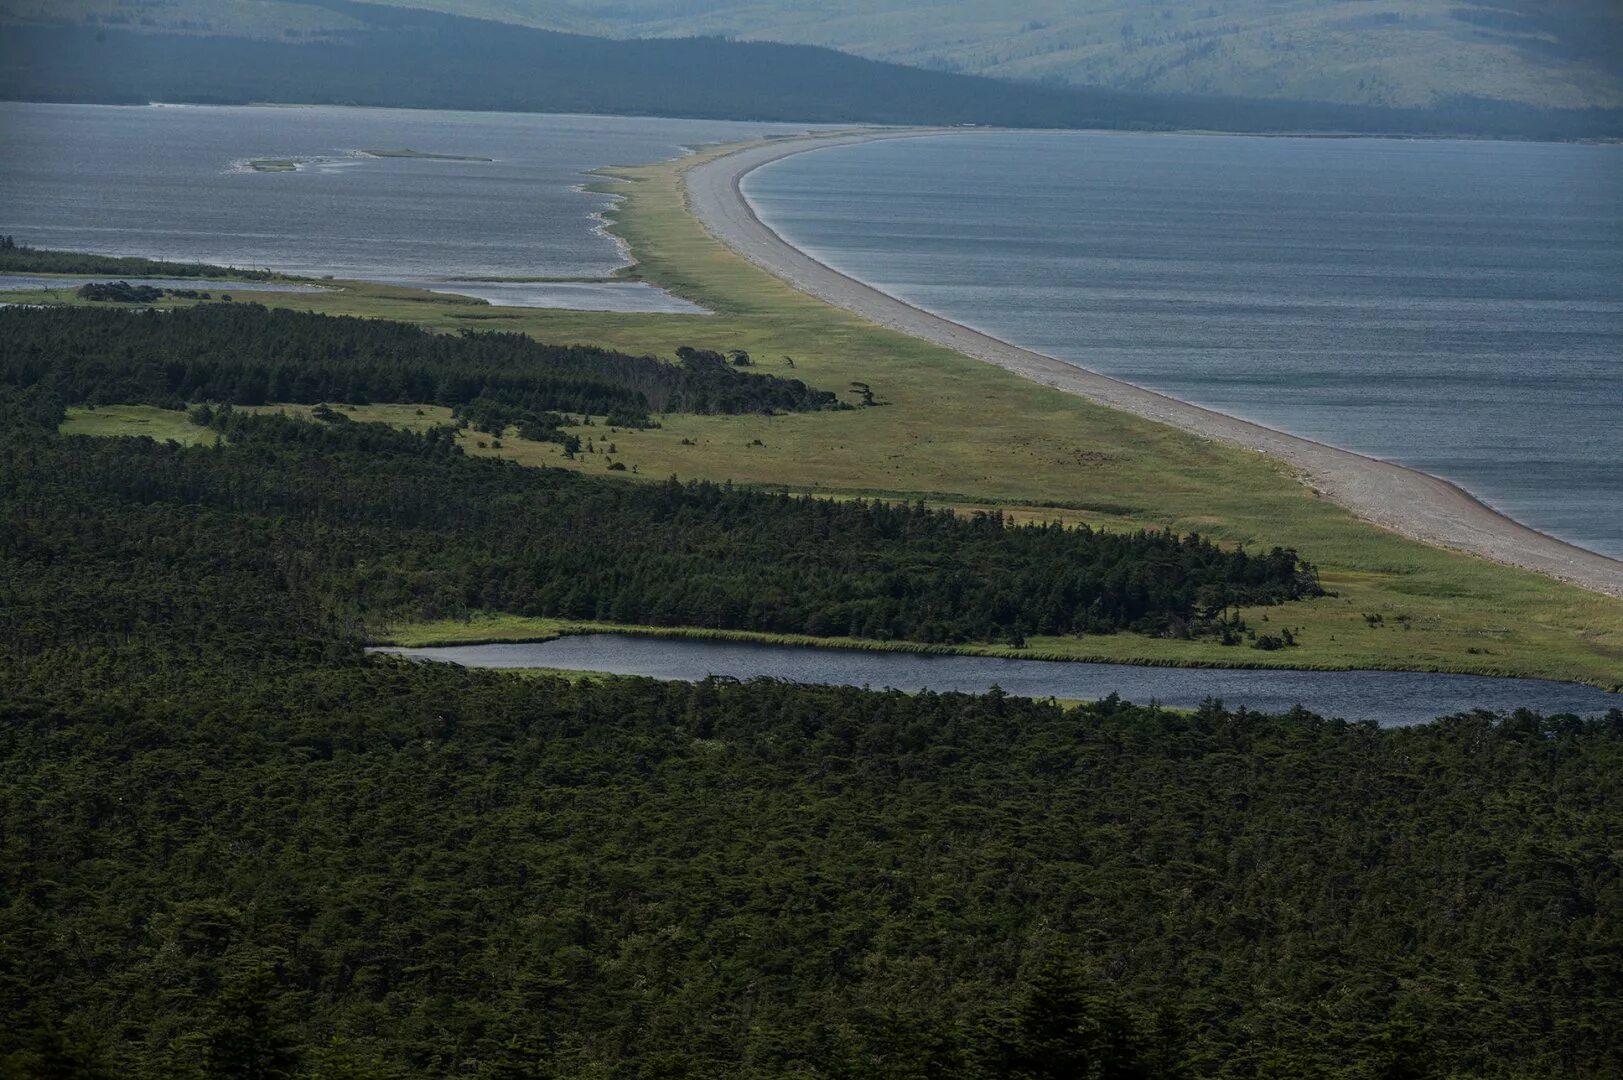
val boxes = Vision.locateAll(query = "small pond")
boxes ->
[371,634,1623,727]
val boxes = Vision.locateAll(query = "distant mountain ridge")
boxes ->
[7,0,1621,111]
[1,1,1618,139]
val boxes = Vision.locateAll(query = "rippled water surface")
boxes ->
[746,133,1623,557]
[0,102,822,309]
[374,635,1623,727]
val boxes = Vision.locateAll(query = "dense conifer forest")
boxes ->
[3,316,1618,1078]
[0,304,842,437]
[3,456,1619,1077]
[4,403,1316,645]
[4,650,1618,1079]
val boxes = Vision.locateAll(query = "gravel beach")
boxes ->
[684,131,1623,599]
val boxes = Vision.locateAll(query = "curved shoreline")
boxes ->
[684,130,1623,599]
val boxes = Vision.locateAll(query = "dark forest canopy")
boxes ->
[1,386,1616,1078]
[2,4,1618,139]
[0,239,276,280]
[0,304,842,430]
[2,366,1618,1079]
[74,280,168,303]
[4,406,1319,647]
[3,642,1620,1077]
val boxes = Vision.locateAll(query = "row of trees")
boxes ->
[5,406,1320,649]
[0,304,843,423]
[0,238,274,279]
[75,280,167,303]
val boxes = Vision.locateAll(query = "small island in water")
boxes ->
[360,147,494,162]
[245,149,493,172]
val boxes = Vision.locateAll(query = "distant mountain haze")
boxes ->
[8,0,1620,109]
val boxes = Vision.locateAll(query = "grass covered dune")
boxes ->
[47,134,1623,689]
[345,136,1621,690]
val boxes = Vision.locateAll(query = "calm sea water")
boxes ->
[373,635,1623,726]
[0,102,818,309]
[745,133,1623,558]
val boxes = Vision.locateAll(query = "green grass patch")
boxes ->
[60,404,219,446]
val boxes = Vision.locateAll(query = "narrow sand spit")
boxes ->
[683,131,1623,600]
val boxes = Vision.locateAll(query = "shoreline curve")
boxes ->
[684,130,1623,600]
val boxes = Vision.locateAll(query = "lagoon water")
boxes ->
[409,279,705,313]
[745,133,1623,559]
[374,635,1623,727]
[0,102,819,310]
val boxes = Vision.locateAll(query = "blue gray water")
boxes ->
[745,132,1623,559]
[0,102,821,310]
[409,279,704,312]
[374,635,1623,727]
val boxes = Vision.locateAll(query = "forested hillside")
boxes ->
[553,0,1623,110]
[3,1,1619,137]
[10,0,1621,111]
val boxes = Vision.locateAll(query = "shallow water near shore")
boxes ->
[372,635,1623,726]
[405,278,707,312]
[745,132,1623,559]
[0,102,820,310]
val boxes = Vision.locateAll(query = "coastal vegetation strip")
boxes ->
[576,138,1622,685]
[0,237,278,280]
[10,403,1321,651]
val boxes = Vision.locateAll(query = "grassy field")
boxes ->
[60,404,221,446]
[49,139,1623,690]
